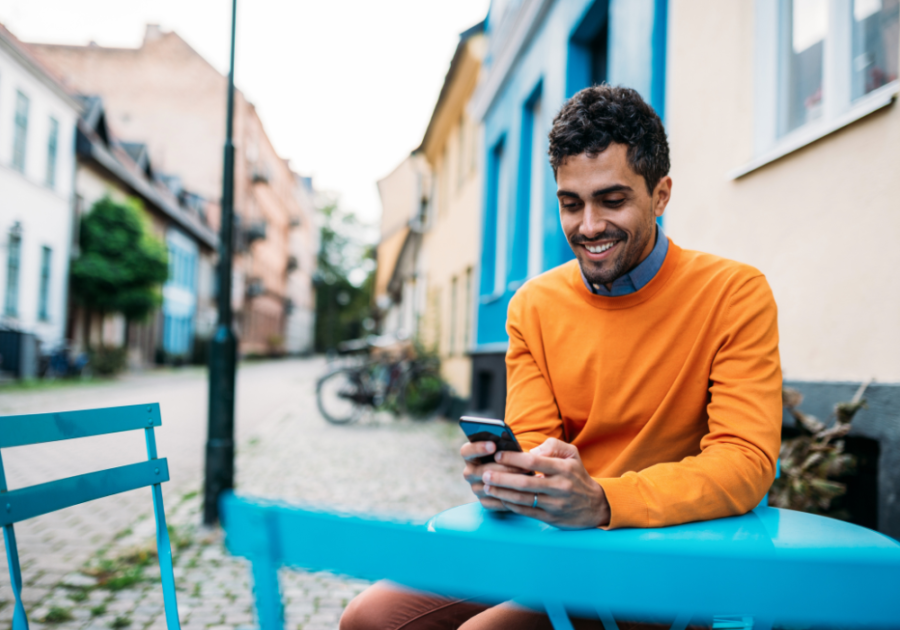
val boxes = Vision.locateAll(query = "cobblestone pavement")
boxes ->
[0,358,474,630]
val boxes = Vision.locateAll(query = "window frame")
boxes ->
[732,0,899,178]
[4,233,22,318]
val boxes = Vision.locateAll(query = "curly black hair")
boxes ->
[548,85,670,194]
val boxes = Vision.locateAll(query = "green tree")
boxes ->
[71,196,168,350]
[313,200,376,352]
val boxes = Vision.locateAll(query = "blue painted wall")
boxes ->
[475,0,668,348]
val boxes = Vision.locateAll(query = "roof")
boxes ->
[76,96,218,250]
[0,22,82,111]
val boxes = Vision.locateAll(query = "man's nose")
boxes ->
[580,204,607,238]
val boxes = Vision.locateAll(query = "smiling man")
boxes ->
[341,86,782,629]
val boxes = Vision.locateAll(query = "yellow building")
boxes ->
[417,23,485,398]
[375,23,485,401]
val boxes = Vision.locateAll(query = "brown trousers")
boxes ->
[340,581,696,630]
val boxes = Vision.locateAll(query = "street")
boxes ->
[0,357,474,630]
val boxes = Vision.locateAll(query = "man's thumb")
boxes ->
[530,437,578,459]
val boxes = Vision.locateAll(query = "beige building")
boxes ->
[665,0,899,536]
[30,24,317,356]
[374,23,485,398]
[416,24,486,398]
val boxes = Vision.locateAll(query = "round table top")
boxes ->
[425,502,900,626]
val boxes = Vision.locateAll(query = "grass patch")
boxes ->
[84,543,156,590]
[0,376,108,394]
[180,490,199,502]
[114,528,133,540]
[44,607,74,623]
[110,616,132,629]
[91,604,107,617]
[167,524,193,552]
[67,588,89,603]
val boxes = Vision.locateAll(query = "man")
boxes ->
[341,85,781,629]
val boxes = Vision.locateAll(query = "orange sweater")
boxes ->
[505,239,782,529]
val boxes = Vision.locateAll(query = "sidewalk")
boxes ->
[0,359,473,630]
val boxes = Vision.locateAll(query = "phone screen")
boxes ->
[459,417,524,465]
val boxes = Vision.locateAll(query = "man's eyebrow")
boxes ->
[592,184,632,197]
[556,189,580,199]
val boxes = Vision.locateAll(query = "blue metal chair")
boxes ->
[222,493,900,630]
[1,403,181,630]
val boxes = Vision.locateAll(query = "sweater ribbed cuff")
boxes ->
[595,476,649,530]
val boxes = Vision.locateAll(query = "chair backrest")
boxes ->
[0,403,180,630]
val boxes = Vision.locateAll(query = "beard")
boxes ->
[571,219,655,288]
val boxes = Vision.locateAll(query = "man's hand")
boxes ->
[461,441,533,512]
[481,438,611,529]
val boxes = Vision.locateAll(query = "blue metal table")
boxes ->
[426,502,900,628]
[222,495,900,630]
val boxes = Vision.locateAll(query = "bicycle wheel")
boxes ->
[316,368,365,424]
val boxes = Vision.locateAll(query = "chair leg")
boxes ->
[149,483,181,630]
[251,558,283,630]
[4,524,30,630]
[596,608,619,630]
[544,600,575,630]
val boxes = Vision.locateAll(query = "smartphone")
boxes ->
[459,416,529,467]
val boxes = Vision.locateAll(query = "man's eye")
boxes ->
[561,203,578,210]
[605,198,625,207]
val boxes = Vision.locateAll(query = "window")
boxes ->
[464,266,472,350]
[449,275,458,355]
[12,91,30,173]
[853,0,899,99]
[779,0,827,135]
[46,117,59,189]
[457,116,467,191]
[741,0,900,176]
[38,246,51,321]
[480,138,508,299]
[4,233,22,317]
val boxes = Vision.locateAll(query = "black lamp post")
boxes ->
[203,0,238,525]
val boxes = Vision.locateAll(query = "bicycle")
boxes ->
[316,336,452,425]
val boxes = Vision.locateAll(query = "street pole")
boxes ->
[203,0,238,526]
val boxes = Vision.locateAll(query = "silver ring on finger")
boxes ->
[532,493,539,509]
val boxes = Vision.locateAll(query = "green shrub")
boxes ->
[89,347,128,376]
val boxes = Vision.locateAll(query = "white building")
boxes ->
[0,24,79,365]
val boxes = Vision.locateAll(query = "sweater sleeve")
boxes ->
[504,291,565,452]
[597,274,783,529]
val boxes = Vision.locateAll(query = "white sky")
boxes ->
[0,0,490,224]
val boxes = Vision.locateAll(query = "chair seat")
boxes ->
[426,502,900,625]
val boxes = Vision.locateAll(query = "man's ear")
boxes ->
[653,176,673,218]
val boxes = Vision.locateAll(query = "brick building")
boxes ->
[30,24,317,355]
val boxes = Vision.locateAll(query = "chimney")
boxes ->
[144,24,163,44]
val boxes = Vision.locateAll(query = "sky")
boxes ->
[0,0,490,225]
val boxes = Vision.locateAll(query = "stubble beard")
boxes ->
[575,218,655,288]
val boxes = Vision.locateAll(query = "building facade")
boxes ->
[415,24,486,398]
[665,0,899,537]
[30,25,317,356]
[72,95,218,366]
[0,24,79,376]
[470,0,668,417]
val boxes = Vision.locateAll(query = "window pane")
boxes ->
[780,0,828,135]
[13,91,30,173]
[46,117,59,189]
[39,246,52,321]
[852,0,900,99]
[5,234,22,317]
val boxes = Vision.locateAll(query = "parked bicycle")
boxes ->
[316,335,451,424]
